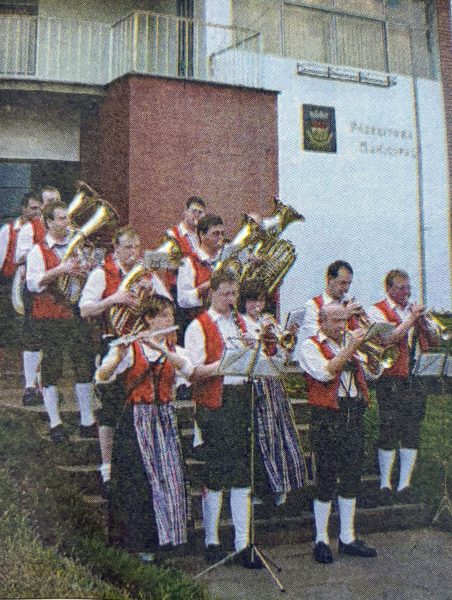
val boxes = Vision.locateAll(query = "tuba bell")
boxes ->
[240,198,305,293]
[58,182,119,303]
[143,235,183,271]
[213,214,261,275]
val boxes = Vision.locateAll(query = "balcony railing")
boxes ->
[0,12,262,89]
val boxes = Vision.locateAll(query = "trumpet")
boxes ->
[260,313,297,353]
[109,325,179,348]
[418,309,452,342]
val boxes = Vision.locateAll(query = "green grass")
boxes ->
[0,408,214,600]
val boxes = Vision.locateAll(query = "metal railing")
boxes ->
[0,12,262,88]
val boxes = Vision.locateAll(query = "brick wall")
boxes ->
[97,75,278,248]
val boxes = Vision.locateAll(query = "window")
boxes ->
[0,1,38,75]
[232,0,437,78]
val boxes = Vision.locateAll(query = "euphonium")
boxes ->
[240,198,305,293]
[58,183,119,303]
[109,263,152,336]
[214,214,261,275]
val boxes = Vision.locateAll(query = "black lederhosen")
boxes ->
[95,335,126,428]
[376,376,427,450]
[195,383,253,490]
[29,315,95,386]
[0,275,23,348]
[310,397,366,502]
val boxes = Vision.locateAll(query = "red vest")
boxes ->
[313,294,359,330]
[31,242,73,320]
[103,254,122,299]
[124,341,175,405]
[31,218,46,244]
[305,336,369,410]
[169,225,198,259]
[192,256,213,292]
[1,223,19,277]
[191,311,247,410]
[374,299,410,378]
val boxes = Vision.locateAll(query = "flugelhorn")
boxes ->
[260,313,297,353]
[419,309,452,342]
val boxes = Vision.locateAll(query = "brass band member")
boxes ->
[26,200,96,442]
[299,260,362,342]
[79,226,171,494]
[15,188,58,405]
[367,270,439,505]
[0,193,42,379]
[95,295,193,561]
[166,196,206,260]
[297,304,379,564]
[184,269,263,569]
[176,214,224,332]
[239,281,306,505]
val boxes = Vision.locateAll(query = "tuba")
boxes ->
[109,263,152,336]
[240,198,305,293]
[143,235,183,271]
[213,214,261,275]
[58,182,119,303]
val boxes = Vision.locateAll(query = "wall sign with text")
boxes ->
[301,104,337,153]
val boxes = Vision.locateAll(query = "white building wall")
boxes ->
[0,104,80,162]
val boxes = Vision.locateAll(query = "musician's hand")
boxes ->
[197,281,211,297]
[343,302,363,319]
[409,303,424,322]
[59,257,88,277]
[136,278,154,297]
[111,290,140,308]
[287,322,300,335]
[242,333,256,348]
[348,327,367,348]
[114,343,129,360]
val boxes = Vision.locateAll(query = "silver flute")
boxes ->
[109,325,179,348]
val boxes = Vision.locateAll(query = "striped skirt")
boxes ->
[133,403,188,547]
[254,379,307,494]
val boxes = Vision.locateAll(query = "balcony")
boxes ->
[0,12,262,90]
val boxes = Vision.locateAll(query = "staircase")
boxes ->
[0,351,431,559]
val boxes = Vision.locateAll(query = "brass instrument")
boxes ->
[260,313,297,353]
[143,235,183,271]
[58,182,119,303]
[420,310,452,342]
[344,297,399,369]
[213,214,261,275]
[109,262,151,336]
[240,198,304,293]
[11,264,26,315]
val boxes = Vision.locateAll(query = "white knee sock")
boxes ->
[99,462,111,483]
[23,351,41,388]
[202,489,223,547]
[338,496,356,545]
[378,448,396,489]
[397,448,418,491]
[230,487,251,552]
[75,383,96,426]
[43,386,62,428]
[313,499,332,545]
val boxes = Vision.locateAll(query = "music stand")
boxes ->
[194,340,293,592]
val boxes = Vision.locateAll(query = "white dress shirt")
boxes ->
[96,342,194,387]
[176,248,217,308]
[79,258,172,309]
[367,296,414,348]
[15,220,37,264]
[167,222,200,255]
[298,292,338,342]
[297,332,359,397]
[184,307,247,384]
[0,218,21,272]
[26,233,69,293]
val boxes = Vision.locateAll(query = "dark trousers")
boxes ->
[310,399,366,502]
[376,376,427,450]
[29,317,94,386]
[195,384,254,490]
[95,335,125,428]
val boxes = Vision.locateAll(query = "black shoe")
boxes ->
[378,487,394,506]
[338,538,377,557]
[313,541,333,564]
[80,422,98,439]
[204,544,228,564]
[50,424,68,443]
[356,494,378,509]
[234,546,264,569]
[22,387,42,406]
[394,487,417,505]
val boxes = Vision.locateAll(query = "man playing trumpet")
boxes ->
[367,270,439,505]
[297,304,380,564]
